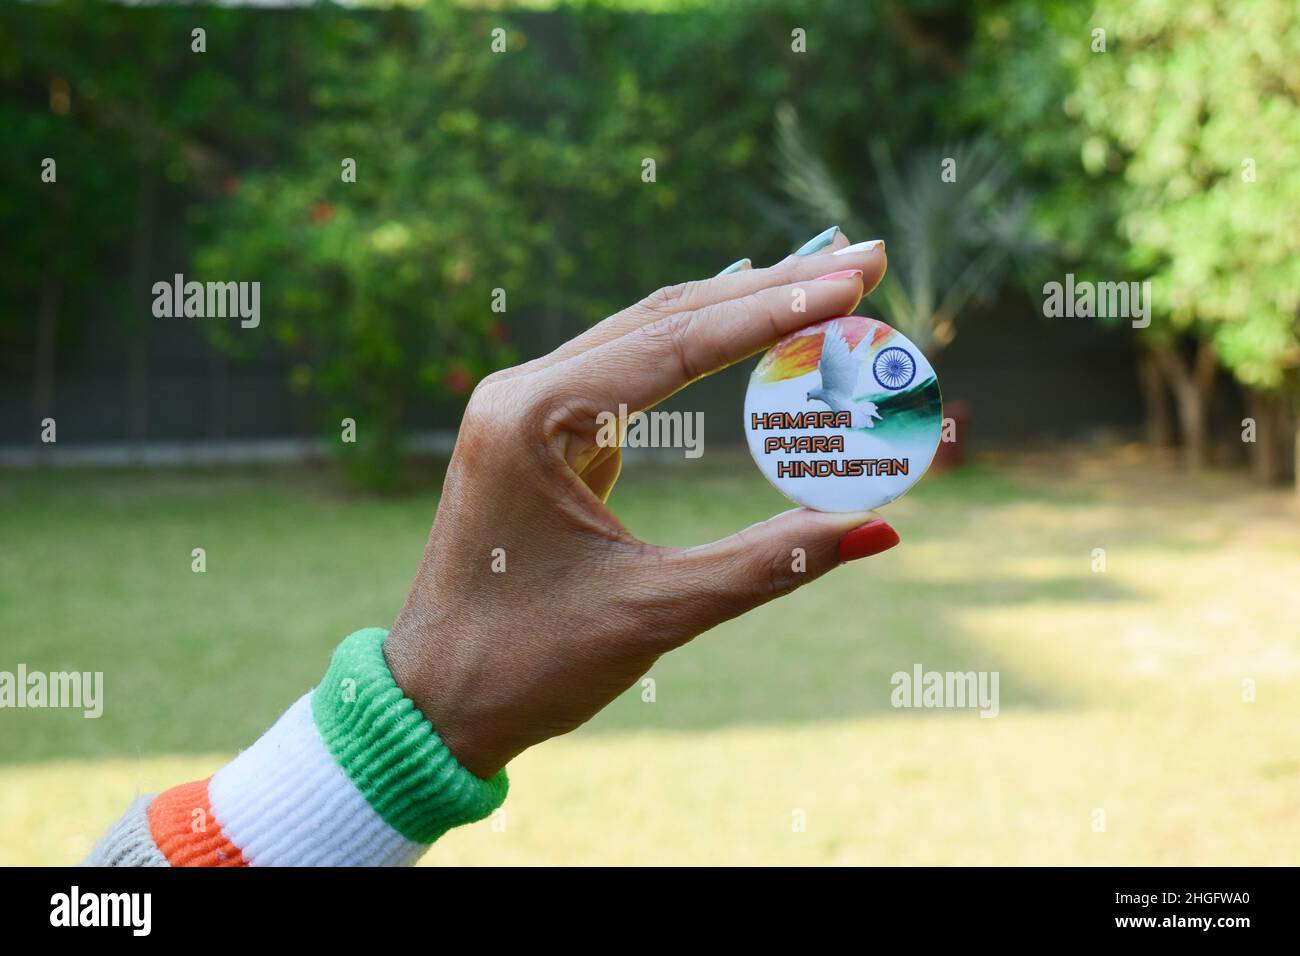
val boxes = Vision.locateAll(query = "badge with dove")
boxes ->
[744,316,943,512]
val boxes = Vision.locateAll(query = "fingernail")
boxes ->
[832,239,885,256]
[837,519,900,562]
[814,269,863,283]
[795,226,840,256]
[715,257,751,277]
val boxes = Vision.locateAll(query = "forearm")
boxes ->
[83,628,508,867]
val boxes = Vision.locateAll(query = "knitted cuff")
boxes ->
[99,627,508,867]
[311,627,509,844]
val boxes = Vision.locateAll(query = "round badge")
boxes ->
[744,316,943,513]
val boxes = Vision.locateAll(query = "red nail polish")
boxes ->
[838,519,900,562]
[814,269,864,282]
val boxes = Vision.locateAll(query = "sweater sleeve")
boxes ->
[81,628,508,867]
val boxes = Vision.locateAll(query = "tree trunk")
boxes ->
[1151,339,1217,472]
[1244,388,1283,483]
[1293,401,1300,505]
[1179,393,1208,472]
[1137,348,1175,449]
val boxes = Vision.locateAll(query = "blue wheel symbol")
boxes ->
[873,347,916,390]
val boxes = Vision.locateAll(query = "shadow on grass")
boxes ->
[577,456,1171,735]
[0,455,1189,761]
[577,574,1136,736]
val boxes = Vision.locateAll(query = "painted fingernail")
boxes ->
[795,225,840,256]
[715,257,752,277]
[837,519,900,562]
[814,269,863,282]
[832,239,885,256]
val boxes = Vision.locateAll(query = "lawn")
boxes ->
[2,449,1299,865]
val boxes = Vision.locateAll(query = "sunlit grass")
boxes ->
[2,450,1298,865]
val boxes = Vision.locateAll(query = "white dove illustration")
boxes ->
[805,321,882,428]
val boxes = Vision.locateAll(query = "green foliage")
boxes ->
[5,0,981,485]
[1075,0,1300,391]
[0,2,310,375]
[191,7,542,484]
[961,0,1300,393]
[954,0,1144,336]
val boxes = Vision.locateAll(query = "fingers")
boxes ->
[505,230,884,380]
[795,225,845,256]
[649,509,899,642]
[674,238,884,315]
[714,257,752,277]
[562,269,868,412]
[826,230,852,254]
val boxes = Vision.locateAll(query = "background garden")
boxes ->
[2,0,1298,865]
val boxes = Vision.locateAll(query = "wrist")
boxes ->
[383,618,507,779]
[316,628,508,841]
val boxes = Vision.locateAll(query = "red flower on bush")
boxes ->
[310,202,335,224]
[446,365,474,395]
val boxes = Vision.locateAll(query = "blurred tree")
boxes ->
[1076,0,1300,484]
[956,0,1181,447]
[192,0,968,485]
[192,6,541,487]
[961,0,1300,482]
[1,0,1049,485]
[776,104,1044,357]
[0,5,138,451]
[1,1,296,452]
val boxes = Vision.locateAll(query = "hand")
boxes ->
[384,231,899,777]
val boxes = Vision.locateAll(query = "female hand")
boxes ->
[384,230,898,777]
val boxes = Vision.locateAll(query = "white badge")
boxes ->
[744,316,943,512]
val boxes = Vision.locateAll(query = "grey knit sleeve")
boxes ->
[81,795,169,867]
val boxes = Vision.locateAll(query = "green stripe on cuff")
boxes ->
[311,628,508,844]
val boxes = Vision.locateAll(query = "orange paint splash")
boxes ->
[754,316,895,383]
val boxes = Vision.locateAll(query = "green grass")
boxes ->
[2,450,1299,865]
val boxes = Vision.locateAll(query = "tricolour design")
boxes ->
[744,316,943,512]
[85,628,508,867]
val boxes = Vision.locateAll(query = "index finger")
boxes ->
[553,267,876,412]
[503,237,885,382]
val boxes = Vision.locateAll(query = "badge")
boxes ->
[744,316,943,512]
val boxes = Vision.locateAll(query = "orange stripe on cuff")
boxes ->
[148,778,247,867]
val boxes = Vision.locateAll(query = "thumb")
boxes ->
[660,507,900,632]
